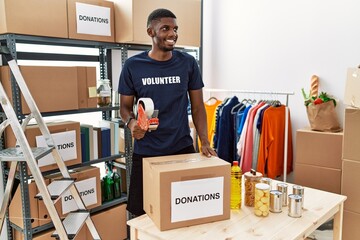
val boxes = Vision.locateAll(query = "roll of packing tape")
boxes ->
[137,98,154,118]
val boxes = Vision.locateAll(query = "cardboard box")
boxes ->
[343,210,360,240]
[13,226,86,240]
[344,68,360,108]
[294,163,341,194]
[295,128,343,169]
[343,107,360,161]
[44,166,101,219]
[0,0,68,38]
[342,159,360,213]
[37,179,52,226]
[85,204,127,240]
[0,66,79,114]
[5,121,82,173]
[9,179,39,228]
[67,0,115,42]
[111,0,201,47]
[143,153,230,231]
[77,67,97,109]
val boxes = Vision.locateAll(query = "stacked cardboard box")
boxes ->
[294,128,343,194]
[342,107,360,239]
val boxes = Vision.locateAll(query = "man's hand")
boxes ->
[200,143,217,157]
[128,119,147,140]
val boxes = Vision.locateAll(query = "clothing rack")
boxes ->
[204,88,294,182]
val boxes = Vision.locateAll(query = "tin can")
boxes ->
[293,185,305,209]
[261,177,272,189]
[269,190,283,213]
[244,170,263,207]
[277,182,288,206]
[288,194,302,218]
[254,183,270,217]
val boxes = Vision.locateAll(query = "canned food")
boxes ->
[254,183,270,217]
[277,182,288,206]
[288,194,302,218]
[293,185,305,209]
[269,190,283,213]
[244,170,263,207]
[261,177,272,189]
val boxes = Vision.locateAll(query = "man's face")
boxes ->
[148,17,178,52]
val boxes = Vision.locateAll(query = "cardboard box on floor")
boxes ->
[342,159,360,214]
[85,203,127,240]
[143,153,230,231]
[295,128,343,169]
[0,0,68,38]
[343,107,360,161]
[67,0,115,42]
[5,121,82,173]
[110,0,201,47]
[343,210,360,240]
[42,166,101,219]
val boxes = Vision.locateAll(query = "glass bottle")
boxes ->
[230,161,242,209]
[112,167,122,199]
[244,169,263,207]
[97,79,112,107]
[103,168,114,202]
[254,183,270,217]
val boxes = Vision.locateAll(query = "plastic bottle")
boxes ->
[103,168,114,202]
[112,167,122,199]
[230,161,242,209]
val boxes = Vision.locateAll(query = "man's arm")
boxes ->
[120,95,146,139]
[189,89,217,157]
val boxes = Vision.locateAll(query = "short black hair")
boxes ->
[147,8,176,27]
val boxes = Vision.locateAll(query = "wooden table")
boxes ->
[127,183,347,240]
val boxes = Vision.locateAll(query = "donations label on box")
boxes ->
[171,177,224,223]
[61,177,98,214]
[36,130,77,167]
[76,2,111,36]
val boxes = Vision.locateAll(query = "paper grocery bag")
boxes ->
[306,101,341,132]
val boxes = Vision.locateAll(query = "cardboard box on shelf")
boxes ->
[0,0,68,38]
[111,0,201,47]
[295,128,343,169]
[343,210,360,240]
[67,0,115,42]
[143,153,230,231]
[342,159,360,214]
[5,121,82,173]
[77,67,97,109]
[37,179,52,226]
[43,166,101,219]
[0,66,79,114]
[85,204,127,240]
[343,107,360,161]
[9,179,39,228]
[293,163,341,194]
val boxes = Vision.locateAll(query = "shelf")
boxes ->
[0,34,121,49]
[40,105,120,117]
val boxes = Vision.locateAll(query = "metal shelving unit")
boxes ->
[0,33,131,239]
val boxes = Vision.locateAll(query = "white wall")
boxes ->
[202,0,360,137]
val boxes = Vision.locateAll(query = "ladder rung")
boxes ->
[35,178,75,201]
[0,146,54,162]
[52,211,90,239]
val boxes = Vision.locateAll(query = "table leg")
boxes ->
[130,226,139,240]
[332,202,344,240]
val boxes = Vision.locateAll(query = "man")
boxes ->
[119,8,217,216]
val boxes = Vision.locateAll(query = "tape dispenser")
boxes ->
[136,98,159,131]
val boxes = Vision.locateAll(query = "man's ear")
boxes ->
[147,27,154,37]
